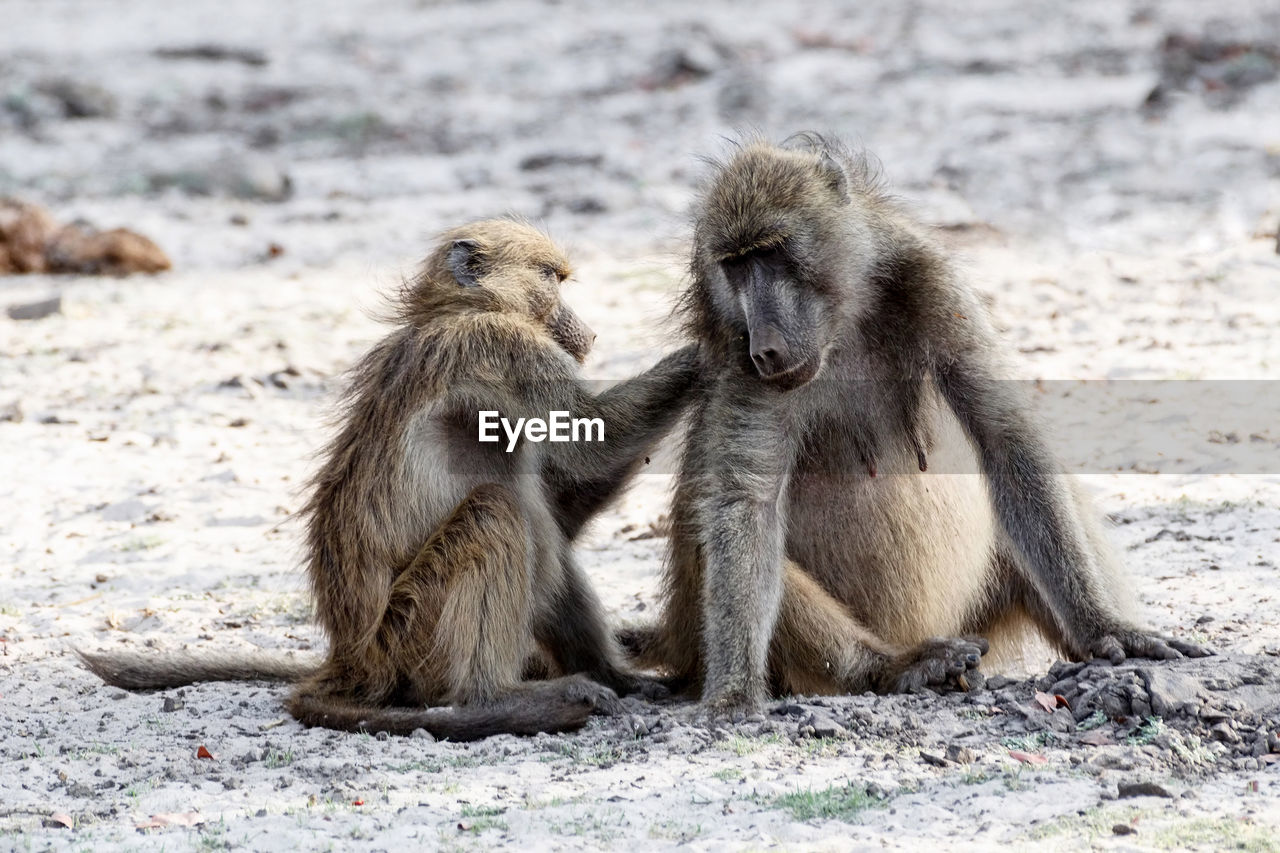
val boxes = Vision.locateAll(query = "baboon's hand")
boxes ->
[559,674,624,716]
[885,636,988,694]
[1088,629,1214,664]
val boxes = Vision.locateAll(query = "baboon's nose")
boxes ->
[750,325,792,377]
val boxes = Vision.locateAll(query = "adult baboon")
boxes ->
[625,135,1208,715]
[80,219,700,739]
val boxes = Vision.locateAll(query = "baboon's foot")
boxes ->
[884,636,988,694]
[695,679,766,723]
[1088,629,1213,665]
[606,672,672,701]
[558,674,624,716]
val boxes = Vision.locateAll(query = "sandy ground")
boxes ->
[2,0,1280,849]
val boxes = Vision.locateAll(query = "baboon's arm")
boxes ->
[688,382,793,713]
[931,314,1197,662]
[450,323,699,537]
[531,552,652,695]
[543,344,702,538]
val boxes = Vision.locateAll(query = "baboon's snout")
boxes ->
[749,324,793,378]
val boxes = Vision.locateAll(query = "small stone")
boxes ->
[1047,660,1087,681]
[806,711,847,738]
[1113,824,1136,836]
[1210,722,1241,744]
[919,751,951,767]
[150,153,292,202]
[161,697,184,713]
[6,295,61,321]
[38,78,117,119]
[945,744,976,764]
[410,728,434,742]
[375,730,390,741]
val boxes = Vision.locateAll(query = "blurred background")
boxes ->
[3,0,1278,271]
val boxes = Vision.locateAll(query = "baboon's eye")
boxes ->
[541,265,563,283]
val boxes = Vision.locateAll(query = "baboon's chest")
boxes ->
[793,375,933,480]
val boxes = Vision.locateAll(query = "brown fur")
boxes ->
[79,219,701,739]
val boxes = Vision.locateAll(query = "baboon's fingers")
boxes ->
[1089,635,1127,665]
[960,635,991,656]
[1097,630,1212,663]
[887,636,987,693]
[630,677,672,701]
[1168,638,1214,658]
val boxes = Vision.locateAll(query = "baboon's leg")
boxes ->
[535,553,668,699]
[376,482,533,706]
[972,548,1204,664]
[771,561,986,695]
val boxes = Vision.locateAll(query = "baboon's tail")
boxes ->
[285,691,594,741]
[74,647,319,690]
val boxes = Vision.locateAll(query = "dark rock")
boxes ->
[154,44,268,66]
[1113,824,1136,836]
[37,79,117,119]
[919,751,951,767]
[6,295,61,320]
[519,152,603,171]
[161,697,185,713]
[1117,781,1174,799]
[566,197,607,215]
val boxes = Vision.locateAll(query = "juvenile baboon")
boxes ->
[624,135,1208,715]
[80,219,700,739]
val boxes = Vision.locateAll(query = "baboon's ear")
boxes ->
[447,239,483,288]
[818,153,850,204]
